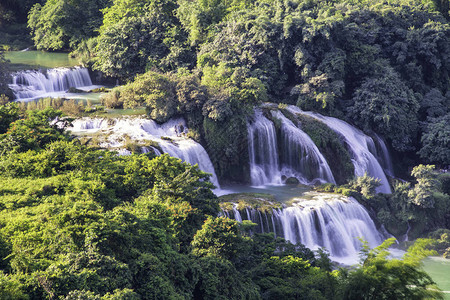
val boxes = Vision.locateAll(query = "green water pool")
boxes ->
[422,257,450,299]
[5,50,79,70]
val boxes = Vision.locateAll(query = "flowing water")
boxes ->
[68,104,397,265]
[6,50,444,279]
[223,192,385,264]
[273,110,336,185]
[9,67,102,101]
[372,133,395,177]
[247,109,335,186]
[247,110,282,186]
[286,106,392,193]
[70,117,220,189]
[234,104,395,263]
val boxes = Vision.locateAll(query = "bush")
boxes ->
[101,88,123,109]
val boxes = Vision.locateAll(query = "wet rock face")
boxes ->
[285,177,300,185]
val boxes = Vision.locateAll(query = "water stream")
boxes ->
[286,106,392,193]
[70,117,221,189]
[223,192,385,264]
[247,109,335,186]
[9,67,101,101]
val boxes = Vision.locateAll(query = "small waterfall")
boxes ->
[247,109,335,186]
[70,117,220,189]
[142,146,162,156]
[71,118,108,131]
[372,133,395,177]
[287,106,391,193]
[272,111,336,185]
[224,194,385,263]
[9,67,94,101]
[247,110,282,186]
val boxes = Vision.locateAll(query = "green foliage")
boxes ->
[100,88,123,109]
[93,0,189,78]
[94,13,171,79]
[349,173,381,199]
[341,238,443,300]
[120,71,178,122]
[202,114,249,182]
[348,65,420,152]
[428,229,450,258]
[4,0,450,298]
[0,51,11,97]
[252,255,337,300]
[409,164,441,208]
[353,164,450,238]
[192,216,247,260]
[27,0,111,51]
[0,107,70,153]
[0,102,20,134]
[201,64,268,116]
[194,256,260,300]
[420,88,449,120]
[419,113,450,165]
[177,0,251,46]
[0,272,28,300]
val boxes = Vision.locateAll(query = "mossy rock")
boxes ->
[285,177,300,185]
[160,136,173,142]
[219,193,282,214]
[203,115,250,183]
[68,87,84,93]
[285,191,351,207]
[89,87,108,93]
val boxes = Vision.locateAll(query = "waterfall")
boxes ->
[9,67,95,101]
[71,118,108,131]
[69,117,220,189]
[286,106,391,193]
[272,111,336,185]
[372,133,395,177]
[226,194,384,263]
[247,109,335,186]
[247,110,282,186]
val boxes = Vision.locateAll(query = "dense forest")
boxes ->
[0,0,449,298]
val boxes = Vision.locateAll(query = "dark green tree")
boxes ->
[419,114,450,165]
[28,0,111,51]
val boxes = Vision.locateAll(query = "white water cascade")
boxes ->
[69,117,221,189]
[372,133,395,177]
[9,67,97,101]
[247,110,282,186]
[223,194,385,263]
[287,106,392,193]
[247,109,335,186]
[273,110,336,185]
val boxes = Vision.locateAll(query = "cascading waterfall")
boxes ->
[247,110,282,186]
[70,117,220,189]
[272,111,336,185]
[71,118,108,131]
[286,106,392,193]
[223,194,385,263]
[9,67,95,101]
[247,109,335,186]
[372,133,395,177]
